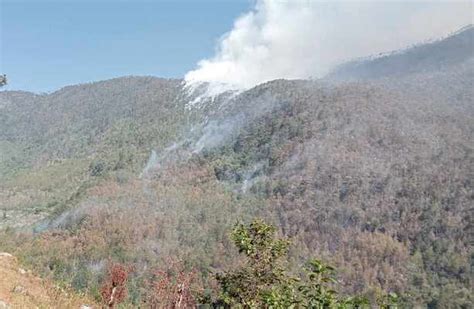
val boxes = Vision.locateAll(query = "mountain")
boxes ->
[327,25,474,81]
[0,77,183,163]
[0,28,473,307]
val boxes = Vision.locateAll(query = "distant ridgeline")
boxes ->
[327,24,473,81]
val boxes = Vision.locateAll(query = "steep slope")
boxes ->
[207,77,473,305]
[0,77,192,228]
[0,28,473,307]
[0,76,184,164]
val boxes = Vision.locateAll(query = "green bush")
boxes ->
[212,219,397,308]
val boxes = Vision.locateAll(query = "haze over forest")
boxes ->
[0,1,473,308]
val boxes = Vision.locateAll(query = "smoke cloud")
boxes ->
[185,0,473,94]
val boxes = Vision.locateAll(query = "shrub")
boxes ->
[100,263,130,308]
[212,219,396,308]
[144,259,201,308]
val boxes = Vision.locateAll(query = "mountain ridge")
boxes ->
[327,24,474,81]
[0,26,473,307]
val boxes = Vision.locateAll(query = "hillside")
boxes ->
[0,76,184,169]
[0,252,95,308]
[0,77,192,229]
[0,28,473,307]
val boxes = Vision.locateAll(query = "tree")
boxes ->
[100,263,130,308]
[144,259,200,309]
[215,219,293,307]
[213,219,396,308]
[0,74,6,87]
[298,259,369,308]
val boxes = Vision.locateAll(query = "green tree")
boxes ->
[213,219,391,308]
[0,74,6,87]
[216,219,293,307]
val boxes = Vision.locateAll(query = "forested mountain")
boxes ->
[0,27,473,307]
[327,25,473,81]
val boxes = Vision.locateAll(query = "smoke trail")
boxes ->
[185,0,473,97]
[140,142,189,178]
[141,150,159,177]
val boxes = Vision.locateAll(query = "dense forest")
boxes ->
[0,26,472,308]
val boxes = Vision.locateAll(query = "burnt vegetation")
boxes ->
[0,26,473,307]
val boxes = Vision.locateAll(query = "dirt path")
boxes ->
[0,252,96,308]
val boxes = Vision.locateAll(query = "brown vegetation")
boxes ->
[0,252,95,308]
[0,29,472,307]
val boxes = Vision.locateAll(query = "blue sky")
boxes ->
[0,0,252,93]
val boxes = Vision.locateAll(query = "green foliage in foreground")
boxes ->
[214,219,398,308]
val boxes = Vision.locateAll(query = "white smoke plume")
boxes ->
[185,0,473,95]
[140,142,188,178]
[141,150,159,177]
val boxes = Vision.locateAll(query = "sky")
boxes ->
[1,0,472,94]
[0,0,252,92]
[185,0,473,96]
